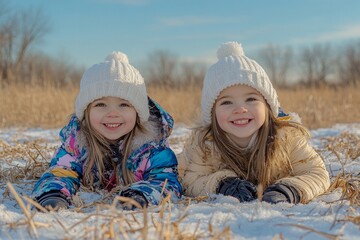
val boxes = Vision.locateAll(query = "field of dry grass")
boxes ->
[1,84,359,239]
[0,84,359,129]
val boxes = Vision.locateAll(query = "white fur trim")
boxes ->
[288,112,302,124]
[130,116,160,151]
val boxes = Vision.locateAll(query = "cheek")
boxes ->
[215,108,228,127]
[125,109,137,126]
[128,116,137,129]
[89,110,101,127]
[255,105,267,124]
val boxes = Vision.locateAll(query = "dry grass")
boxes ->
[319,132,360,206]
[0,139,55,181]
[4,180,232,239]
[277,86,360,129]
[147,85,202,126]
[312,131,360,233]
[0,85,77,129]
[0,84,358,129]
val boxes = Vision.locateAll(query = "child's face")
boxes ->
[89,96,137,141]
[214,84,267,147]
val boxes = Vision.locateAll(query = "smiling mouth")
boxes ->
[232,119,251,125]
[104,123,122,128]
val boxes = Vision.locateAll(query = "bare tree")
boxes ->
[337,41,360,86]
[299,44,333,87]
[0,5,50,85]
[21,53,83,87]
[0,0,13,82]
[144,50,178,86]
[15,9,50,70]
[178,61,206,87]
[258,44,293,87]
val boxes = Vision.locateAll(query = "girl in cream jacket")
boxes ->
[179,42,330,204]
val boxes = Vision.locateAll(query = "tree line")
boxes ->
[258,42,360,87]
[1,1,359,88]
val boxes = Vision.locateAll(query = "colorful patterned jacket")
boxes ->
[32,98,182,205]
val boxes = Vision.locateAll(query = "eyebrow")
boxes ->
[218,91,261,100]
[93,97,106,101]
[93,97,128,102]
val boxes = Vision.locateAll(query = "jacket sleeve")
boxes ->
[276,130,330,203]
[122,148,182,205]
[32,116,83,200]
[179,136,237,197]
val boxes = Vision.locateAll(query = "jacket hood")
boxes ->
[128,97,174,151]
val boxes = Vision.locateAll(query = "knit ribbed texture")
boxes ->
[75,51,149,122]
[201,42,279,124]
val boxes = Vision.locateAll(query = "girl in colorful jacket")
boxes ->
[32,52,182,210]
[178,42,330,204]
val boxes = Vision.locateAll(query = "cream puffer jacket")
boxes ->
[178,126,330,204]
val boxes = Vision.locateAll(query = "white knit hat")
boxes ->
[201,42,279,124]
[75,51,149,123]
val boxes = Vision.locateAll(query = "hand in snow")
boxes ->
[36,190,70,211]
[262,183,300,204]
[217,177,257,202]
[120,189,148,211]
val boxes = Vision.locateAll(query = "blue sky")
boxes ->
[9,0,360,68]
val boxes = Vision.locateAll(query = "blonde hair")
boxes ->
[197,103,309,189]
[80,105,144,188]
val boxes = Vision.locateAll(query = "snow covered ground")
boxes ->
[1,123,359,239]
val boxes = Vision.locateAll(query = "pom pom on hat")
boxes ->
[105,51,129,63]
[75,51,149,123]
[201,41,280,124]
[216,41,245,60]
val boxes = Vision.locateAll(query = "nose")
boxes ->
[233,105,247,114]
[106,107,120,117]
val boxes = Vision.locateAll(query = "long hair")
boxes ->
[197,103,309,189]
[80,106,144,188]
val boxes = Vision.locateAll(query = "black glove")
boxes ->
[36,190,70,210]
[217,177,257,202]
[262,183,300,204]
[120,189,148,210]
